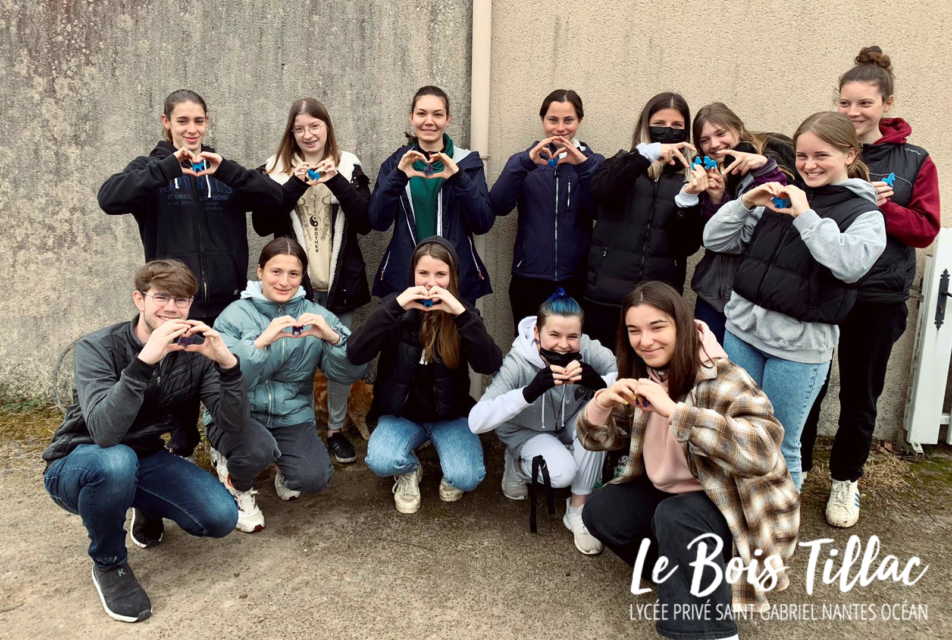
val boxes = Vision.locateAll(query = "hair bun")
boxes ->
[855,46,892,72]
[547,287,567,301]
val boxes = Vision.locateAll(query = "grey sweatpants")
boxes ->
[515,425,605,496]
[314,292,355,431]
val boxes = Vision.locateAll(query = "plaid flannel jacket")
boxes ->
[576,357,800,612]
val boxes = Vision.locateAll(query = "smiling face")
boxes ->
[697,120,739,157]
[161,101,208,154]
[257,253,304,304]
[625,304,676,369]
[410,94,450,148]
[534,314,582,354]
[133,286,191,336]
[796,131,856,188]
[292,112,327,159]
[542,100,581,140]
[837,81,893,144]
[414,254,451,290]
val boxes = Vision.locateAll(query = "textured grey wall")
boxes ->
[480,0,952,441]
[0,0,472,397]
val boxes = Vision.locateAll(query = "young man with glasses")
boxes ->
[41,259,250,623]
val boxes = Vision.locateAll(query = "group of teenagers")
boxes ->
[41,45,940,639]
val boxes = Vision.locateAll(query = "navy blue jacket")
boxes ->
[490,142,604,281]
[369,145,494,302]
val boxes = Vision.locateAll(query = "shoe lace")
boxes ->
[393,473,416,497]
[831,481,853,508]
[234,487,259,512]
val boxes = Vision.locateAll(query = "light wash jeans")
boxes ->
[724,331,830,491]
[365,415,486,492]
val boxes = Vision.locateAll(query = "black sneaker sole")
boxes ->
[333,453,358,464]
[129,510,163,549]
[91,566,152,623]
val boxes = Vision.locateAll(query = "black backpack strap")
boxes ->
[529,454,555,533]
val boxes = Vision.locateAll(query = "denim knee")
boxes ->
[445,460,486,493]
[94,445,139,486]
[201,495,239,538]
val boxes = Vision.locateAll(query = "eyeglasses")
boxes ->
[142,292,194,308]
[293,123,326,136]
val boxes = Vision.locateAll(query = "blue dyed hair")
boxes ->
[536,287,584,329]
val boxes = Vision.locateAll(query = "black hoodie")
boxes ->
[98,141,283,319]
[346,236,502,422]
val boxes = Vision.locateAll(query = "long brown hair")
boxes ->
[692,102,796,181]
[793,112,870,181]
[270,98,341,174]
[413,242,461,369]
[616,282,701,401]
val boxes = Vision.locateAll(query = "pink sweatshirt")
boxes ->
[587,321,727,494]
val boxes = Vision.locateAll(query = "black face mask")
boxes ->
[648,126,687,144]
[540,347,581,368]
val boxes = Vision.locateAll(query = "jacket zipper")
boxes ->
[380,250,391,281]
[194,176,209,310]
[554,174,560,280]
[639,180,660,275]
[469,237,484,280]
[400,197,418,245]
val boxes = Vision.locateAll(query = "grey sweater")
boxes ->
[468,316,617,458]
[702,179,886,363]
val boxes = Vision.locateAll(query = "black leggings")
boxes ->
[583,474,737,640]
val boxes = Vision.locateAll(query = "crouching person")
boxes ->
[468,290,616,554]
[347,237,503,513]
[42,260,249,623]
[578,282,799,638]
[207,238,367,533]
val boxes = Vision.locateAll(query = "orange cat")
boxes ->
[313,371,373,440]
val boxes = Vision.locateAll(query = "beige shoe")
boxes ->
[439,477,464,502]
[501,449,528,500]
[392,467,422,514]
[826,479,860,528]
[274,468,301,502]
[563,500,603,555]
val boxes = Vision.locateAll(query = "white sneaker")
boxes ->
[392,467,422,514]
[802,471,809,484]
[274,468,301,502]
[439,477,463,502]
[224,476,265,533]
[210,447,227,484]
[563,499,603,555]
[502,449,527,500]
[826,479,860,528]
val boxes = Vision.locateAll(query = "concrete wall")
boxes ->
[480,0,952,440]
[0,0,472,396]
[3,0,951,441]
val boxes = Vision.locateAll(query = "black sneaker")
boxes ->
[327,432,357,464]
[91,562,152,622]
[130,508,164,549]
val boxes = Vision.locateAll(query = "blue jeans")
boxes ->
[365,415,486,492]
[724,331,829,490]
[44,445,238,570]
[693,297,727,346]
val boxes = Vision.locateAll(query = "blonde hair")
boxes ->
[793,112,870,181]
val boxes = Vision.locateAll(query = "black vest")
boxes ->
[585,167,690,305]
[856,142,929,303]
[733,185,878,324]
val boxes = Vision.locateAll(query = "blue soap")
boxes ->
[883,173,896,187]
[307,169,321,181]
[547,157,558,169]
[192,161,205,172]
[703,156,717,170]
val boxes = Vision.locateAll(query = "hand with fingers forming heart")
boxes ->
[714,148,768,176]
[294,312,341,345]
[191,151,222,177]
[422,285,465,315]
[398,149,430,179]
[423,151,460,179]
[634,378,677,417]
[297,159,339,186]
[553,136,587,166]
[529,137,566,167]
[768,184,810,218]
[175,148,203,176]
[658,142,696,167]
[740,182,785,211]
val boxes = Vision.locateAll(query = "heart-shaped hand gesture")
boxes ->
[529,137,568,167]
[769,184,810,217]
[424,285,465,315]
[398,149,430,179]
[740,182,784,210]
[181,151,221,177]
[294,312,340,344]
[175,148,203,176]
[552,136,587,166]
[298,159,338,186]
[634,378,677,417]
[424,151,460,179]
[714,149,768,176]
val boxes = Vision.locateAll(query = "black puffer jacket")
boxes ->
[42,316,249,463]
[252,153,372,314]
[585,149,703,306]
[346,237,503,422]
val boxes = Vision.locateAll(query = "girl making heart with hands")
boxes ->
[577,281,798,637]
[370,86,494,305]
[207,238,367,534]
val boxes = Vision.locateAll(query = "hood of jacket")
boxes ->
[239,280,307,315]
[404,235,461,287]
[875,117,912,146]
[810,178,879,206]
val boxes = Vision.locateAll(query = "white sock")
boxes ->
[566,498,582,514]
